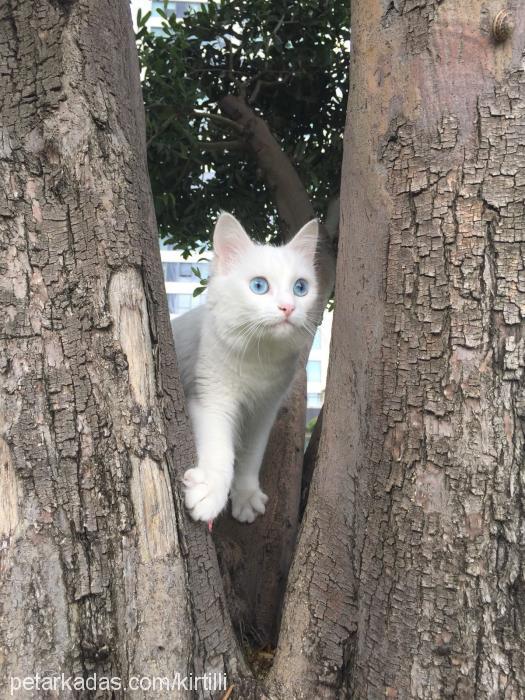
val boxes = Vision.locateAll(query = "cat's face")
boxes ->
[207,213,319,349]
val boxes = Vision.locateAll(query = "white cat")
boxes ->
[171,212,319,524]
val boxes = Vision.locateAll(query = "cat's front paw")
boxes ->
[183,468,228,522]
[230,485,268,523]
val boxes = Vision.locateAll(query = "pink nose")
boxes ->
[278,303,295,318]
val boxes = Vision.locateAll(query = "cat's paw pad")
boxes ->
[231,486,268,523]
[183,468,228,522]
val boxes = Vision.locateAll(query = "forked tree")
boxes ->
[0,1,524,699]
[269,1,525,697]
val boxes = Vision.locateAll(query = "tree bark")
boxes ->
[271,1,525,698]
[0,1,245,697]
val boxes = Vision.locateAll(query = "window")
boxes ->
[179,262,194,278]
[162,262,178,282]
[161,261,209,282]
[175,1,205,16]
[312,329,321,350]
[152,1,205,17]
[151,25,169,37]
[159,238,174,251]
[307,393,322,408]
[191,291,206,308]
[177,261,209,281]
[167,293,192,315]
[152,0,176,13]
[196,261,209,277]
[306,361,321,383]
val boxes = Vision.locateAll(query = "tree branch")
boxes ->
[219,95,314,239]
[193,109,244,134]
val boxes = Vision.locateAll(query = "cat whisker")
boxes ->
[214,318,265,367]
[241,320,268,370]
[227,318,268,374]
[255,321,269,365]
[301,321,316,335]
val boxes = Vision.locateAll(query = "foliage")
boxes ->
[137,0,350,254]
[191,262,208,296]
[306,416,317,435]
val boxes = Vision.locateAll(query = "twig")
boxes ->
[248,79,262,105]
[272,13,286,38]
[146,113,178,147]
[220,685,234,700]
[200,140,245,152]
[249,78,288,105]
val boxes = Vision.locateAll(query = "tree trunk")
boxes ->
[271,1,525,698]
[0,1,245,697]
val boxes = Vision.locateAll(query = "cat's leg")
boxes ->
[231,402,279,523]
[183,397,236,522]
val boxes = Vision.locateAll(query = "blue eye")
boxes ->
[249,276,269,294]
[293,278,309,296]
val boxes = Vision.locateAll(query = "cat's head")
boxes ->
[207,212,319,350]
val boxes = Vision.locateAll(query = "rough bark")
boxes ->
[271,1,525,698]
[0,1,245,697]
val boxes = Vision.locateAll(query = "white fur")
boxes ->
[172,213,319,523]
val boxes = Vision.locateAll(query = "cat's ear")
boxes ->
[213,212,252,272]
[287,219,319,259]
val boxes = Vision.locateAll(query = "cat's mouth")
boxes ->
[271,318,295,331]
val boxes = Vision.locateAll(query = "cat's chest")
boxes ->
[199,327,298,403]
[228,359,293,404]
[236,360,289,389]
